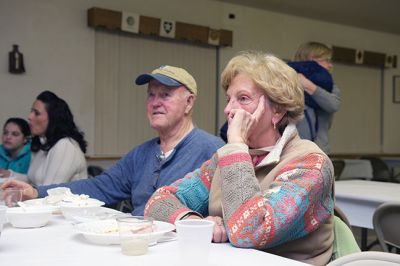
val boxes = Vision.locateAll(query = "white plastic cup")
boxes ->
[175,219,215,263]
[0,205,7,237]
[117,216,153,256]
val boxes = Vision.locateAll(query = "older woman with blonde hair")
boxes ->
[145,51,334,265]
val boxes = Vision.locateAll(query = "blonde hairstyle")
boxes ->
[293,41,332,61]
[221,51,304,132]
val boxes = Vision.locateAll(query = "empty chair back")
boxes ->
[331,216,361,261]
[334,204,351,228]
[332,160,346,180]
[87,165,104,178]
[360,156,393,182]
[373,202,400,252]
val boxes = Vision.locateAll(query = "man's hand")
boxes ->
[1,179,38,200]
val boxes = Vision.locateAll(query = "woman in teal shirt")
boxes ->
[0,118,31,176]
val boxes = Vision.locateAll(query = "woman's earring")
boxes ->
[273,122,276,130]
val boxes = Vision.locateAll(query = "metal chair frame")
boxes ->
[373,202,400,253]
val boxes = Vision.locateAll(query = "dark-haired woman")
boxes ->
[14,91,88,185]
[0,118,31,177]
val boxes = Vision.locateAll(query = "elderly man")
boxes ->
[1,65,224,215]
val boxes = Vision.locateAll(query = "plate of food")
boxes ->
[24,188,102,215]
[23,198,60,212]
[74,218,176,245]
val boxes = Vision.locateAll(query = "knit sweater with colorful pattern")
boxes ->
[145,124,334,265]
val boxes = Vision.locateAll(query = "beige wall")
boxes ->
[1,0,399,155]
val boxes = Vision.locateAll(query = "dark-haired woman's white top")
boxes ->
[13,138,87,185]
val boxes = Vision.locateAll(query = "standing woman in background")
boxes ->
[290,42,341,154]
[0,118,31,177]
[12,91,88,185]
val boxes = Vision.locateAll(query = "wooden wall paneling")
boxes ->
[88,7,121,30]
[175,22,209,44]
[88,7,233,48]
[332,46,356,64]
[139,16,160,36]
[219,29,233,47]
[363,51,386,68]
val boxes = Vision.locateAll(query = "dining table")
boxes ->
[0,209,309,266]
[335,180,400,250]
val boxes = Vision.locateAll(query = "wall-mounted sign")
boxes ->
[121,12,139,33]
[159,19,176,38]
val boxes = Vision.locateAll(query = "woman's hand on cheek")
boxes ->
[227,96,265,144]
[226,109,247,143]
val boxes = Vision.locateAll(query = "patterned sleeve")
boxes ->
[218,146,334,249]
[144,154,219,224]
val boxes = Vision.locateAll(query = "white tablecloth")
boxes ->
[335,180,400,229]
[0,212,308,266]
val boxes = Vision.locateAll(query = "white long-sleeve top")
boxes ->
[13,138,87,185]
